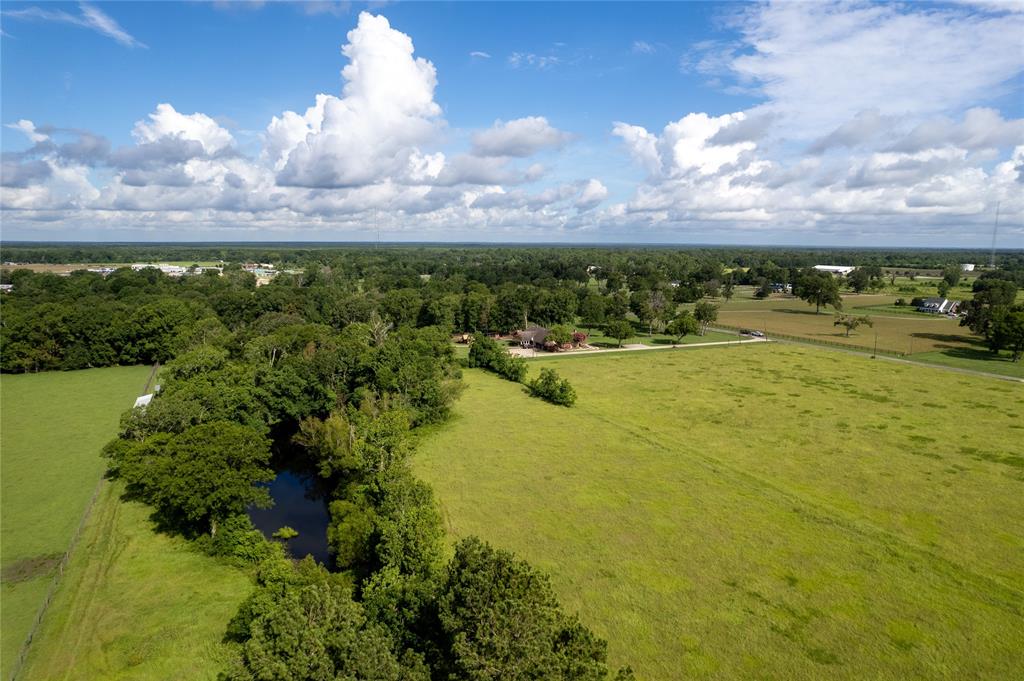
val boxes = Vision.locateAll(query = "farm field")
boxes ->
[416,346,1024,679]
[18,480,251,681]
[0,365,150,679]
[706,290,1023,376]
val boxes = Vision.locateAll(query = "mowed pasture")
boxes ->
[18,480,251,681]
[416,346,1024,679]
[0,365,149,678]
[716,292,976,355]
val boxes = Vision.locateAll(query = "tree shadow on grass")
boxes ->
[936,346,1014,365]
[910,332,986,350]
[772,308,834,316]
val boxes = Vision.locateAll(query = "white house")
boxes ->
[917,297,959,314]
[813,265,855,276]
[961,263,975,272]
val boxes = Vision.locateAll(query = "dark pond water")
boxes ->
[248,470,331,565]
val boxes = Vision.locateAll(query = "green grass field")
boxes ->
[583,329,734,348]
[18,480,251,681]
[0,366,150,679]
[416,346,1024,679]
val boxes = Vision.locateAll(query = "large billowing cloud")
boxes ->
[272,13,443,188]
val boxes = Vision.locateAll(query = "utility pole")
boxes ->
[989,201,1000,269]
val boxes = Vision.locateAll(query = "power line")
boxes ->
[989,201,1000,269]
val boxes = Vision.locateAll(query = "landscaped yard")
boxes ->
[0,365,150,679]
[415,345,1024,679]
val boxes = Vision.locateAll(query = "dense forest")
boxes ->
[3,244,1022,372]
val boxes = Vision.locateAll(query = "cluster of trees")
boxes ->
[469,334,578,407]
[75,264,626,676]
[467,334,527,382]
[960,271,1024,361]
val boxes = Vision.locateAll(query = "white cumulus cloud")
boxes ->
[471,116,572,157]
[273,12,443,188]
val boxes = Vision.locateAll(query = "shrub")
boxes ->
[527,368,577,407]
[468,333,527,382]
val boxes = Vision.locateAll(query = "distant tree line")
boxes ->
[5,246,1023,374]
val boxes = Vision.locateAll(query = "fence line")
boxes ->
[712,323,908,358]
[7,478,105,681]
[8,362,158,681]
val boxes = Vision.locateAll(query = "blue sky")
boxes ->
[2,1,1022,245]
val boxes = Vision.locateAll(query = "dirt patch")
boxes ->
[1,553,63,583]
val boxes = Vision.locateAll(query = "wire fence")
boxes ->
[7,479,104,681]
[7,363,159,681]
[712,323,908,358]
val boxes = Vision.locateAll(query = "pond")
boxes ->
[248,469,331,565]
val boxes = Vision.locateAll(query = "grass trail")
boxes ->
[0,366,149,679]
[19,480,250,681]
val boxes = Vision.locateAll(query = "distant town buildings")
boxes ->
[243,263,279,286]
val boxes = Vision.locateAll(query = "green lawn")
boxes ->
[582,329,734,348]
[912,348,1024,379]
[0,366,150,678]
[415,346,1024,679]
[18,480,251,681]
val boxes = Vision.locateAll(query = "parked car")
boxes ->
[738,328,753,336]
[750,330,765,338]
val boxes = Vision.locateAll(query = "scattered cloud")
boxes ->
[469,50,491,59]
[631,40,655,54]
[696,1,1024,138]
[301,1,351,17]
[2,2,146,48]
[575,179,608,211]
[471,117,572,157]
[6,119,49,143]
[508,52,560,70]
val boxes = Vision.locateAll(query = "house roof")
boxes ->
[519,326,550,342]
